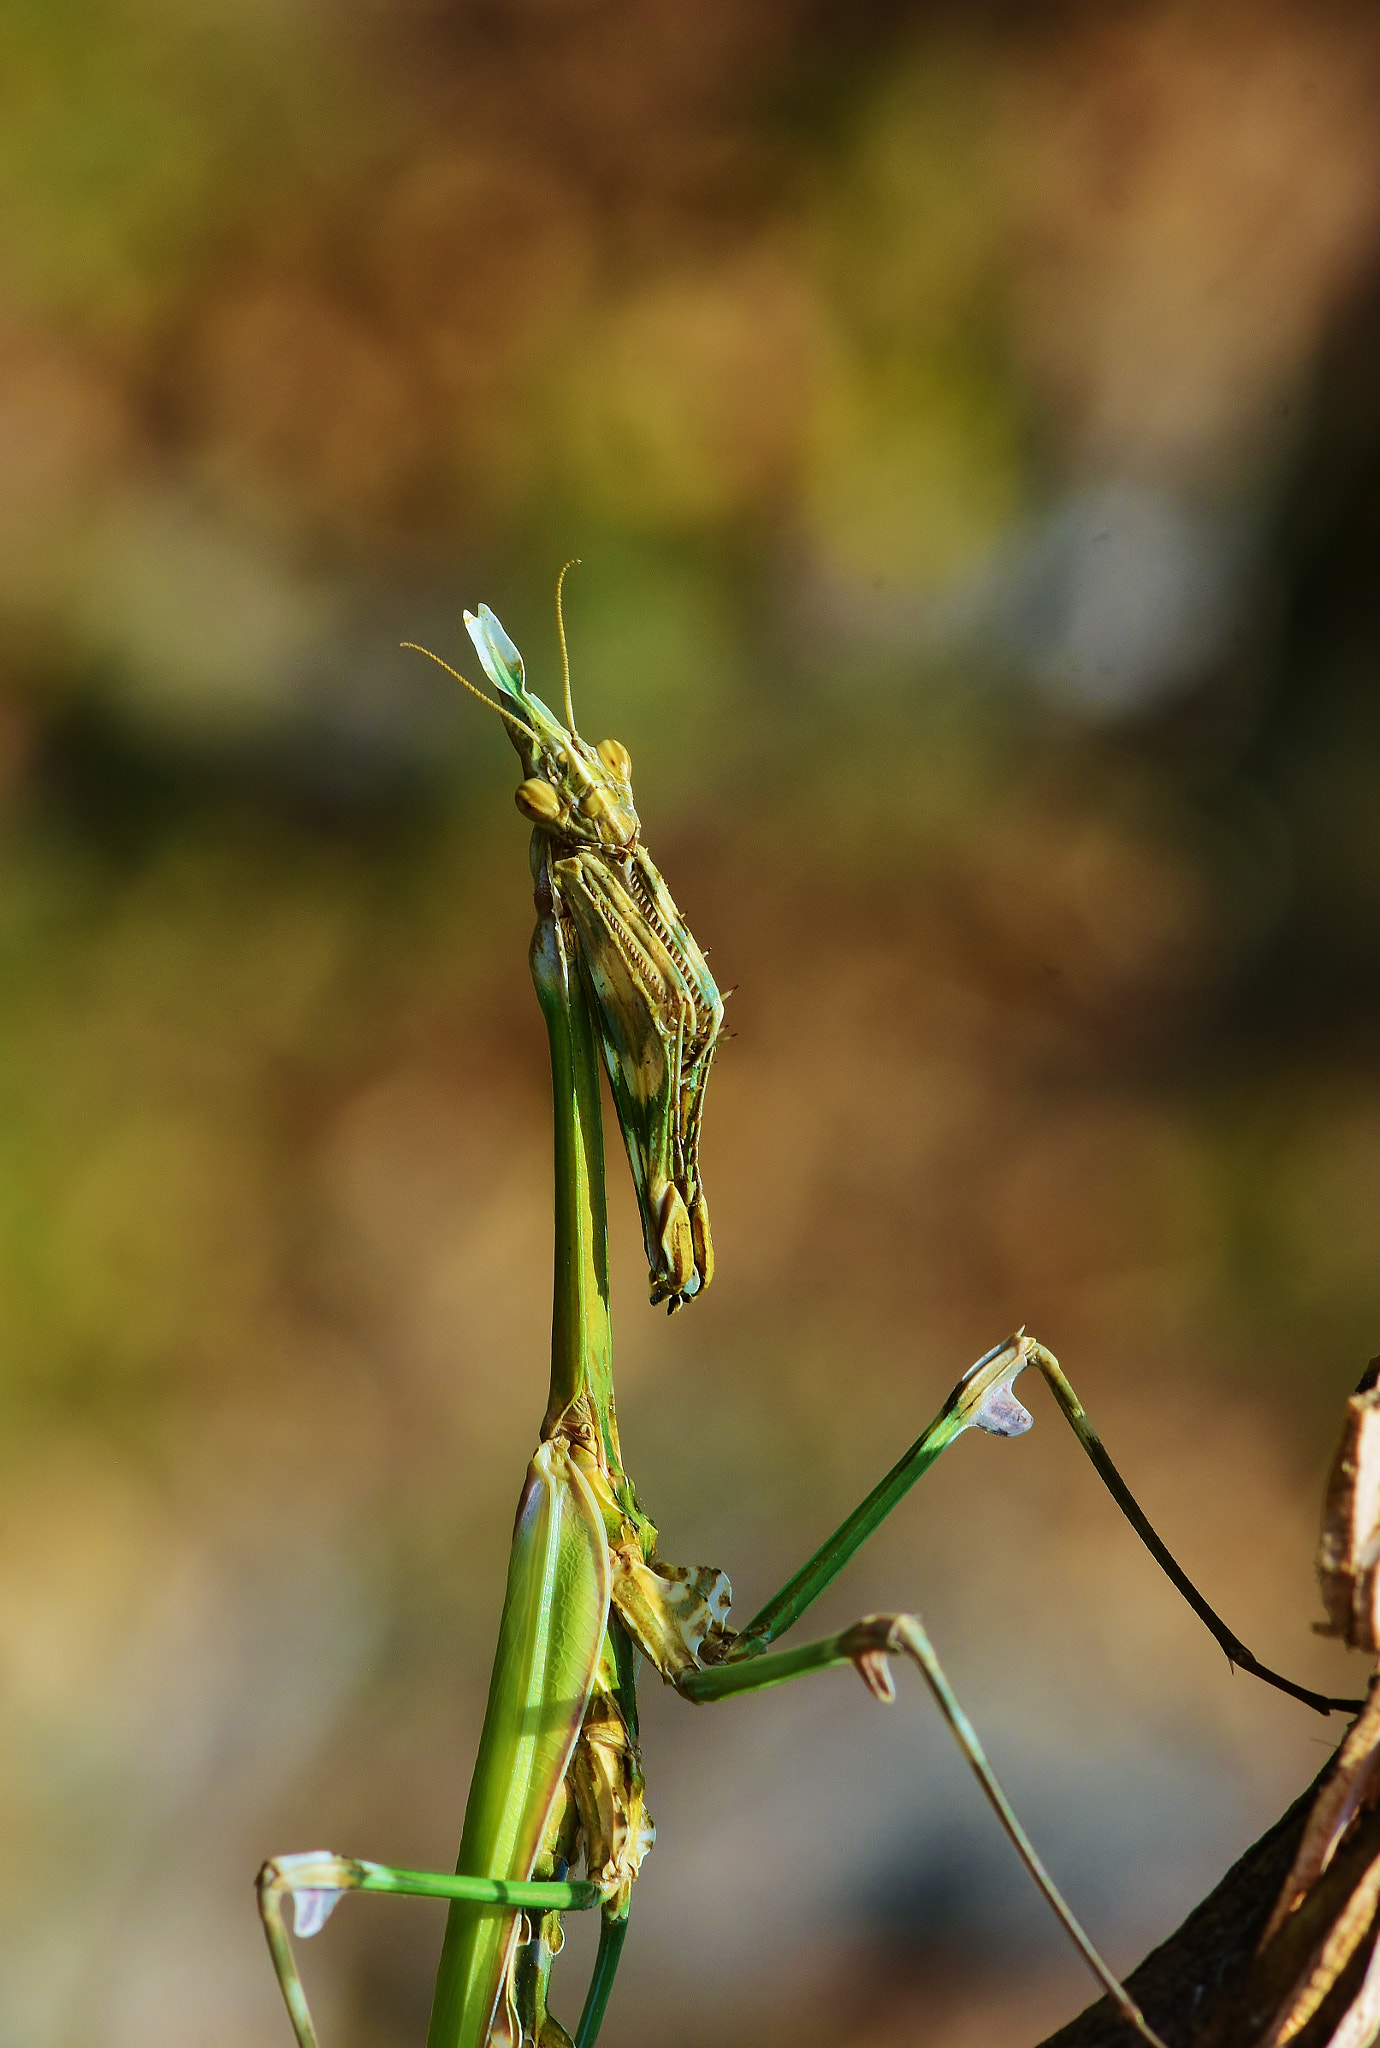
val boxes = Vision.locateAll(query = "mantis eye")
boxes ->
[597,738,631,782]
[516,778,561,824]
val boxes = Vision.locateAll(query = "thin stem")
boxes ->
[512,913,639,2047]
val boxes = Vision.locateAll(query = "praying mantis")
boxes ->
[257,568,1361,2048]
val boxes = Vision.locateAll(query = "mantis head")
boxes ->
[462,599,641,858]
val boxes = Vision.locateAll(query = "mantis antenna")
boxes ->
[399,641,539,747]
[555,558,580,733]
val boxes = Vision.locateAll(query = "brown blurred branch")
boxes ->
[1036,1758,1335,2048]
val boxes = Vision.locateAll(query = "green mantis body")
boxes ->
[258,579,1360,2048]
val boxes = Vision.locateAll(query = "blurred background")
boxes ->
[5,2,1380,2043]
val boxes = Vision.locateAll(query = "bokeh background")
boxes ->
[6,2,1380,2043]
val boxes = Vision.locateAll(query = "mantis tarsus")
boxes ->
[259,568,1361,2048]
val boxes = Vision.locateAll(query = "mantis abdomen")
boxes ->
[427,1442,608,2048]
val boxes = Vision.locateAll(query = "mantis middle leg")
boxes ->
[720,1332,1360,1718]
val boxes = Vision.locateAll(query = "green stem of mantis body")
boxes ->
[530,907,646,1537]
[531,912,616,1451]
[527,910,641,2047]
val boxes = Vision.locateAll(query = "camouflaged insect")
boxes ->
[463,603,724,1312]
[257,589,1344,2048]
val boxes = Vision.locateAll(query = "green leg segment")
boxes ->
[257,1852,600,2048]
[728,1336,1012,1651]
[1025,1344,1359,1715]
[574,1908,631,2048]
[571,1621,640,2048]
[729,1334,1359,1717]
[680,1613,1170,2048]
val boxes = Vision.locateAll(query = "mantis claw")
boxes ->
[844,1628,899,1704]
[293,1887,345,1939]
[258,1850,359,1935]
[972,1380,1034,1436]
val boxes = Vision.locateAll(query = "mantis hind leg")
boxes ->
[573,1907,631,2048]
[676,1615,1170,2048]
[731,1334,1360,1717]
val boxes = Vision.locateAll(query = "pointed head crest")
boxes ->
[461,598,639,854]
[463,604,572,778]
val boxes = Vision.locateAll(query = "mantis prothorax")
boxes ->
[259,568,1361,2048]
